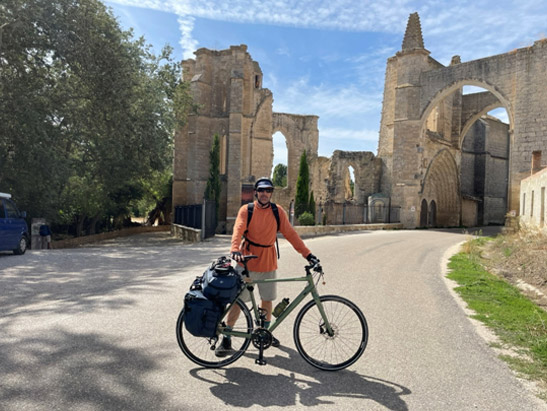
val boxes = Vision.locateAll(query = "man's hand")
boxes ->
[306,253,320,265]
[231,251,243,262]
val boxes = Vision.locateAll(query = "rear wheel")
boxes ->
[293,295,368,371]
[13,235,28,255]
[176,299,252,368]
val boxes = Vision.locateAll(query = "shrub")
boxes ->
[298,211,315,226]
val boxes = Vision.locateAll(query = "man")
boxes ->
[216,177,319,357]
[39,224,52,249]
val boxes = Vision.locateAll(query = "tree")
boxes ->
[0,0,193,236]
[309,191,316,218]
[204,134,221,218]
[295,151,310,218]
[272,163,287,187]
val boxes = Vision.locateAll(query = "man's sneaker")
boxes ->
[215,337,235,357]
[271,336,280,348]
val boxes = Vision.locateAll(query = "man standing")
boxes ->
[216,177,319,357]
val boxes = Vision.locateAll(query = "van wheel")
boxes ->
[14,236,28,255]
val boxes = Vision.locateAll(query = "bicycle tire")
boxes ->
[293,295,368,371]
[176,298,253,368]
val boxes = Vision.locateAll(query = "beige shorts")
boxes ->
[238,270,277,302]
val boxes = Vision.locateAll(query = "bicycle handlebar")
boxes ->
[234,254,322,277]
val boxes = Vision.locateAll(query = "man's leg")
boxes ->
[215,305,240,357]
[261,300,281,347]
[225,304,241,327]
[260,300,272,321]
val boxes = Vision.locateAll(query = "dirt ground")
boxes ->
[482,228,547,309]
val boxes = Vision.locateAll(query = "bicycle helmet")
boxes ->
[254,177,274,190]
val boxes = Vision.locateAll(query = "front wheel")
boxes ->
[13,235,28,255]
[176,298,252,368]
[293,295,368,371]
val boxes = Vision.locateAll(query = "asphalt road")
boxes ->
[0,229,545,410]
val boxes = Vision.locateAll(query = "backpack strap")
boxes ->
[270,203,280,232]
[246,202,254,230]
[270,203,280,259]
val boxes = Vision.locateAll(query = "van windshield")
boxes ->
[4,199,21,218]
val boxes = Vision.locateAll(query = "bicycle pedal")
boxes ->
[255,358,267,366]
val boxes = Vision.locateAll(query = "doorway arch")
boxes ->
[420,199,428,227]
[421,150,460,227]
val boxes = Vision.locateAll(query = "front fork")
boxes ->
[310,289,335,337]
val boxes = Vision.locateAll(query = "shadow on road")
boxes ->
[189,346,410,410]
[0,234,233,325]
[0,330,168,410]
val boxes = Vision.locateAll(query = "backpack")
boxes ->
[244,202,280,258]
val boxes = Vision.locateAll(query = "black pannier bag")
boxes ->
[183,289,223,338]
[202,256,243,305]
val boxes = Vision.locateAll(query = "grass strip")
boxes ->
[447,246,547,392]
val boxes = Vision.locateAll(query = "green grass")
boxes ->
[447,242,547,396]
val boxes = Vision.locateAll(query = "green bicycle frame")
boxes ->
[221,271,334,339]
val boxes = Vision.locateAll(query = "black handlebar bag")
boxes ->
[201,257,243,305]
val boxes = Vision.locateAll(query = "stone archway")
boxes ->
[421,150,460,227]
[377,13,547,228]
[272,113,319,192]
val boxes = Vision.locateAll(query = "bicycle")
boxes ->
[176,255,369,371]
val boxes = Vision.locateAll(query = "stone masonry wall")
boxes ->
[520,167,547,231]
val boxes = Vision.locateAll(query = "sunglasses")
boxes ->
[257,188,274,193]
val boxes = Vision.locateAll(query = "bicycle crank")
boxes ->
[251,328,272,365]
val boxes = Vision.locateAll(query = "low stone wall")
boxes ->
[52,225,170,249]
[293,223,403,238]
[51,222,403,249]
[169,222,402,244]
[171,224,201,242]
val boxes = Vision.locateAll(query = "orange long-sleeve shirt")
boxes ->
[231,201,311,272]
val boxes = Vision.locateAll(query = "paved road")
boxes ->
[0,229,544,410]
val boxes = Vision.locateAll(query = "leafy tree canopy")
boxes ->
[272,163,287,187]
[0,0,194,235]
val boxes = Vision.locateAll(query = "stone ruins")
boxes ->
[173,12,547,231]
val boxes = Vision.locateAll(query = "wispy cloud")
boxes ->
[272,77,383,154]
[273,77,382,119]
[109,0,547,69]
[108,0,545,156]
[177,15,198,59]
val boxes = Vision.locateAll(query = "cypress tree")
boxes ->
[204,134,221,217]
[309,191,316,218]
[295,151,310,218]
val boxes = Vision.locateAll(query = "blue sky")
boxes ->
[105,1,547,166]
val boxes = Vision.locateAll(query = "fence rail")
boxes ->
[320,202,400,225]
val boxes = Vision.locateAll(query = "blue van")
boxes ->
[0,193,29,255]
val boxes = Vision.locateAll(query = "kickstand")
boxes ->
[255,342,267,366]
